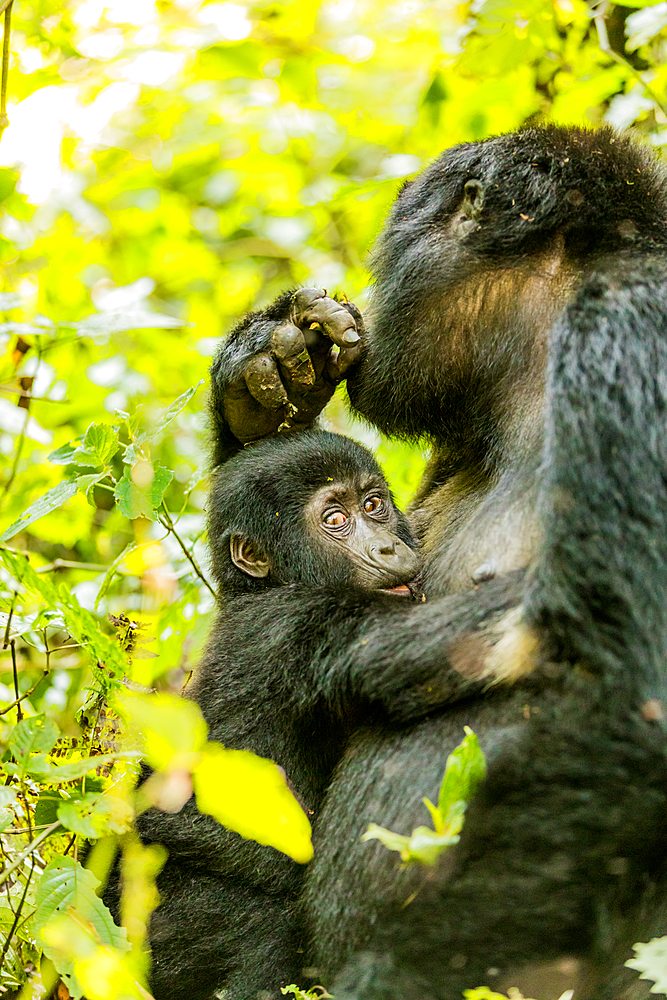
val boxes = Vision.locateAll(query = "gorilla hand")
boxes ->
[210,288,363,464]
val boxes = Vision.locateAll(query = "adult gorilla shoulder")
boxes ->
[211,124,667,997]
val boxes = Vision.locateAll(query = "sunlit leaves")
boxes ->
[0,479,79,541]
[193,743,314,864]
[118,690,314,863]
[114,463,174,520]
[32,856,132,1000]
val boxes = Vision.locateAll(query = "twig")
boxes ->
[0,0,11,141]
[0,855,33,974]
[158,505,216,599]
[36,559,107,574]
[0,385,69,404]
[0,821,61,888]
[10,638,20,721]
[0,667,48,717]
[2,590,15,648]
[591,0,667,118]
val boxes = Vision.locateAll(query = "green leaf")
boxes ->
[0,479,79,541]
[113,463,174,520]
[193,743,313,864]
[57,794,110,838]
[362,821,460,865]
[32,855,129,999]
[9,716,60,774]
[76,473,108,505]
[362,730,486,866]
[437,726,486,820]
[34,789,67,828]
[83,422,119,465]
[48,437,86,466]
[137,380,205,443]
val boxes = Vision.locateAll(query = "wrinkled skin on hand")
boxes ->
[213,288,363,459]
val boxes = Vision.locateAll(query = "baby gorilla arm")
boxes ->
[205,570,530,728]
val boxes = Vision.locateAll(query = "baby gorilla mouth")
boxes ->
[380,578,423,598]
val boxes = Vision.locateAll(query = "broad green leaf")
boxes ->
[49,437,87,466]
[83,423,119,465]
[32,856,129,999]
[193,743,313,864]
[114,464,174,520]
[9,716,60,774]
[0,479,79,541]
[57,793,132,838]
[0,809,13,833]
[77,473,109,505]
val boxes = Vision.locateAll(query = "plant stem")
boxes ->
[158,505,216,599]
[0,821,61,889]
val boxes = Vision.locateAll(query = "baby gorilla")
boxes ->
[133,430,429,1000]
[214,429,419,594]
[126,429,524,999]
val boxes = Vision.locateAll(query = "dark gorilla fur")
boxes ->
[202,125,667,999]
[302,134,667,998]
[116,431,526,1000]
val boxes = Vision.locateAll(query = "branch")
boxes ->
[158,505,217,599]
[0,0,11,141]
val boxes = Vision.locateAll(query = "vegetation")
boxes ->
[3,0,667,995]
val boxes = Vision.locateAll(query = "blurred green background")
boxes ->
[3,0,667,994]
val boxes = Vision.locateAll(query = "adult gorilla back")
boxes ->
[212,125,667,997]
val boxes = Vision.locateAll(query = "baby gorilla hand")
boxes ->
[221,289,363,447]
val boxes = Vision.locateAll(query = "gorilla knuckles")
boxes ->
[211,289,363,462]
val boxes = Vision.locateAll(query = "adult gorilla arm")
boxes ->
[209,288,363,465]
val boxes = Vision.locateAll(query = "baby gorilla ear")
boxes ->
[230,534,270,578]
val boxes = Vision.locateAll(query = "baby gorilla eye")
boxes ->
[364,496,384,514]
[324,510,348,527]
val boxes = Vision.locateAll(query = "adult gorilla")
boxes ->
[212,125,667,998]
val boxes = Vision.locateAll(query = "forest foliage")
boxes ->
[3,0,667,995]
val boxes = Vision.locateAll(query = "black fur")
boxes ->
[117,431,524,1000]
[300,132,667,997]
[305,260,667,998]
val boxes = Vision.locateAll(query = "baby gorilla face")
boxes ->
[304,477,420,592]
